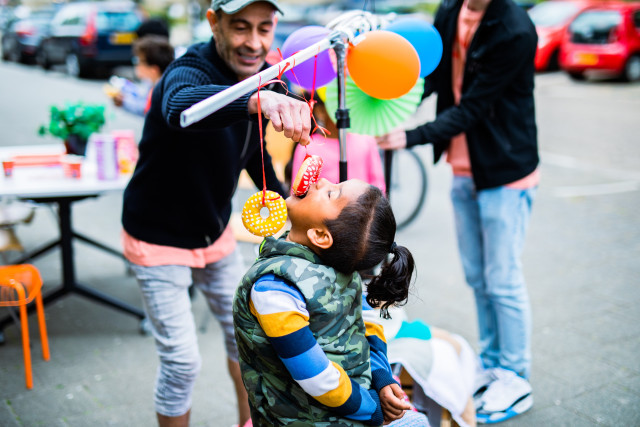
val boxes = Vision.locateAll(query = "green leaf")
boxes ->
[38,101,107,141]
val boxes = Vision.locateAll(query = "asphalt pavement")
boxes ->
[0,61,639,427]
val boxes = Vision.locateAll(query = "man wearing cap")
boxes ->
[121,1,310,426]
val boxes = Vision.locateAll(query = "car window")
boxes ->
[633,11,640,31]
[569,10,622,44]
[51,8,70,26]
[96,11,140,32]
[528,2,580,27]
[53,7,85,27]
[62,15,84,26]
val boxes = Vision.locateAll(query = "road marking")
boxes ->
[541,151,640,197]
[552,181,640,198]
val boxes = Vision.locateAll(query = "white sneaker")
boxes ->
[474,366,498,396]
[478,368,532,413]
[473,367,498,410]
[477,394,534,424]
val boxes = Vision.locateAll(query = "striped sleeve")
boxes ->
[362,296,398,392]
[250,274,383,425]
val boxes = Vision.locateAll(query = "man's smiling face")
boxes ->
[208,2,277,81]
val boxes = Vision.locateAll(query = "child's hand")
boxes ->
[379,383,411,424]
[112,93,124,107]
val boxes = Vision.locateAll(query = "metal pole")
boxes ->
[384,150,393,199]
[333,39,349,183]
[180,37,333,128]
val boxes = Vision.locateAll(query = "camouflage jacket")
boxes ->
[233,235,372,426]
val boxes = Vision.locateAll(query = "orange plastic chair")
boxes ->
[0,264,50,389]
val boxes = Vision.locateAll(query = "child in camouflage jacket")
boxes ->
[234,178,429,426]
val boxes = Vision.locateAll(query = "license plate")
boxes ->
[110,32,136,45]
[573,52,598,66]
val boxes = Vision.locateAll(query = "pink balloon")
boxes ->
[281,26,337,90]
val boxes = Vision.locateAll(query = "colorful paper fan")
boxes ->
[323,76,424,136]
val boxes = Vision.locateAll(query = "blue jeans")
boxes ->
[130,249,244,417]
[451,176,535,379]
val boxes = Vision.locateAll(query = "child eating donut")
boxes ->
[233,178,429,426]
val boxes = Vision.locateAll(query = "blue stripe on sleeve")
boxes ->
[281,342,329,380]
[369,344,391,374]
[367,334,387,355]
[331,378,363,416]
[332,379,379,421]
[254,274,305,302]
[270,326,317,359]
[348,387,378,420]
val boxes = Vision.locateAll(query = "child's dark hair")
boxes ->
[135,17,170,39]
[320,185,415,316]
[133,35,175,74]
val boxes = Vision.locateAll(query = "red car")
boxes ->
[559,2,640,81]
[528,0,603,71]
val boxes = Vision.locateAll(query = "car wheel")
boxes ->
[66,53,81,77]
[568,71,585,81]
[36,48,50,70]
[66,52,91,78]
[1,40,10,61]
[8,46,21,63]
[623,55,640,82]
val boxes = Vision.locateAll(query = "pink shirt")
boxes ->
[448,2,539,189]
[121,225,236,268]
[292,133,386,193]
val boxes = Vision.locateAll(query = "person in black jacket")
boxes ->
[121,1,311,426]
[377,0,538,423]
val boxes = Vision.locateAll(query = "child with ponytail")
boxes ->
[233,178,428,426]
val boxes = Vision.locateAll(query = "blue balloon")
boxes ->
[387,18,443,78]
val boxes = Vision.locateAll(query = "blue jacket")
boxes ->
[406,0,539,190]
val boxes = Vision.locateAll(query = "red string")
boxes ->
[274,47,328,136]
[256,75,267,205]
[253,49,332,204]
[310,53,318,111]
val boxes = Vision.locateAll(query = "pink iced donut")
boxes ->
[292,154,323,197]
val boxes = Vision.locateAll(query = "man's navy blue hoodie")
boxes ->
[123,38,286,249]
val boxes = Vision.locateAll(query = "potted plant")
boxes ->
[38,102,107,155]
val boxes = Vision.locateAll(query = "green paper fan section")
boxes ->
[324,76,424,136]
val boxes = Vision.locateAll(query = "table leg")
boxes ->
[13,239,60,264]
[57,199,144,318]
[58,199,76,291]
[73,232,126,260]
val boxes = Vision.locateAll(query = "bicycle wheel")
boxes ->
[383,149,428,230]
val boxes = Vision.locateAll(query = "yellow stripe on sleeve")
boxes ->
[250,300,310,338]
[364,321,387,343]
[314,361,353,407]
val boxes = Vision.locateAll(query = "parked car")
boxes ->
[1,9,55,64]
[528,0,602,71]
[559,2,640,81]
[37,1,142,78]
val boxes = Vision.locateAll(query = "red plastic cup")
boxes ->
[2,159,14,178]
[62,155,83,179]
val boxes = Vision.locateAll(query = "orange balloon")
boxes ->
[347,31,420,100]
